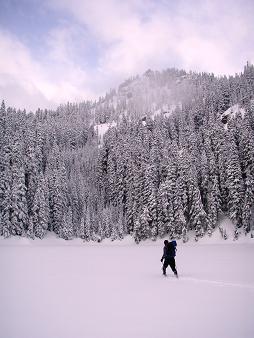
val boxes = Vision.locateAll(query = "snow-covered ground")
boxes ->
[0,233,253,338]
[94,121,117,146]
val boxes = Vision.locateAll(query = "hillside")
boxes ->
[1,63,254,242]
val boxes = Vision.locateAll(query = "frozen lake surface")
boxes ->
[0,237,254,338]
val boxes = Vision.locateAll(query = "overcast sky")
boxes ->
[0,0,253,111]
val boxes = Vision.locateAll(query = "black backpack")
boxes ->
[166,241,177,257]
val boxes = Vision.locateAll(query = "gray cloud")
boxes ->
[0,0,253,110]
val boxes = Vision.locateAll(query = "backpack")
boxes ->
[172,240,177,256]
[167,240,177,257]
[171,240,177,249]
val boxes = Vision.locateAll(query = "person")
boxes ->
[161,240,178,277]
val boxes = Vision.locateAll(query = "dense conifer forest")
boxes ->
[1,63,254,242]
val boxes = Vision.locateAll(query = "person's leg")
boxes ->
[162,259,169,275]
[169,258,178,276]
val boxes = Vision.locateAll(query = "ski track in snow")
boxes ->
[177,276,254,290]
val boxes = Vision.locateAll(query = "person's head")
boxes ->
[164,240,169,246]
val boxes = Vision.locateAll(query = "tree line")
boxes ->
[0,63,254,242]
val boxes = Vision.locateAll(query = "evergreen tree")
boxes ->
[0,101,6,151]
[27,217,35,239]
[182,225,188,243]
[157,181,171,237]
[140,206,152,239]
[46,143,68,234]
[207,176,221,229]
[133,218,142,244]
[84,209,92,241]
[25,124,39,216]
[10,134,28,235]
[102,207,111,239]
[59,206,74,240]
[224,131,244,227]
[32,173,49,239]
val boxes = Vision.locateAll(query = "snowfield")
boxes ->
[0,235,254,338]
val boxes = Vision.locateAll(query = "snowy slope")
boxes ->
[221,104,247,129]
[221,104,246,120]
[94,121,117,145]
[0,237,253,338]
[92,69,192,123]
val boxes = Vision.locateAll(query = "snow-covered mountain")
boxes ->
[90,68,195,124]
[1,63,254,242]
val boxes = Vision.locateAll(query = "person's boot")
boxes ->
[174,270,178,278]
[162,267,166,276]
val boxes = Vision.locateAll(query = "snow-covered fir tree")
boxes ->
[31,173,49,239]
[10,134,28,235]
[59,206,74,240]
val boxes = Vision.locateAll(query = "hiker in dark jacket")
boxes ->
[161,240,178,277]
